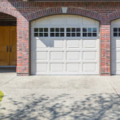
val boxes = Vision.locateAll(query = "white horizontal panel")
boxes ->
[50,40,64,48]
[50,63,64,72]
[83,40,96,48]
[83,63,97,72]
[50,16,66,25]
[66,40,80,48]
[111,19,120,25]
[67,51,81,60]
[36,40,49,48]
[34,18,50,25]
[67,63,81,72]
[67,16,80,25]
[116,63,120,71]
[83,51,96,60]
[116,40,120,48]
[83,17,98,25]
[117,51,120,60]
[50,51,64,60]
[36,51,48,60]
[36,63,48,72]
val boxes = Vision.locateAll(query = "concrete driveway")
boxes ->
[0,72,120,120]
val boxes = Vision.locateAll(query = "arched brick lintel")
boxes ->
[109,11,120,22]
[26,7,102,22]
[0,8,19,19]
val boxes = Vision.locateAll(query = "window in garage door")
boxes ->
[31,15,100,75]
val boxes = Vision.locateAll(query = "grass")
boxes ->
[0,91,4,101]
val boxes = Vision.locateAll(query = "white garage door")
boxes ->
[111,19,120,75]
[31,15,99,75]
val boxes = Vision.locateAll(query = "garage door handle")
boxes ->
[10,45,12,52]
[7,45,8,52]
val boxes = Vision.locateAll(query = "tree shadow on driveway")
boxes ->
[0,93,120,120]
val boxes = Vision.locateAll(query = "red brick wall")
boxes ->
[0,1,120,75]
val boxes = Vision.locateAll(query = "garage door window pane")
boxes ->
[83,28,87,32]
[72,28,75,32]
[114,28,117,32]
[83,33,87,37]
[88,28,91,32]
[56,28,59,32]
[83,28,97,37]
[77,28,80,32]
[77,33,80,36]
[60,33,64,37]
[56,33,59,37]
[93,28,97,32]
[34,28,39,37]
[51,33,54,37]
[44,33,48,37]
[44,28,48,32]
[60,28,64,32]
[34,28,38,32]
[39,28,43,32]
[50,28,64,37]
[114,33,117,37]
[50,28,54,32]
[93,33,97,37]
[66,28,81,37]
[39,33,43,37]
[113,28,120,37]
[34,33,38,37]
[88,33,92,37]
[34,28,48,37]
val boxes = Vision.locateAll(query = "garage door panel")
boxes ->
[83,40,96,48]
[50,16,66,25]
[31,15,99,75]
[83,17,97,25]
[83,63,97,72]
[36,51,48,60]
[116,63,120,74]
[66,63,81,72]
[66,40,80,48]
[36,63,48,72]
[50,40,64,48]
[34,18,50,25]
[50,63,64,72]
[50,51,64,60]
[116,40,120,48]
[83,51,97,60]
[67,51,81,60]
[116,51,120,60]
[36,40,49,48]
[67,16,80,25]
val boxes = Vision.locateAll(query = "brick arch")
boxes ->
[109,11,120,22]
[0,8,19,18]
[26,7,102,22]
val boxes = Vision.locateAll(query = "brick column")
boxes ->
[100,25,111,76]
[17,17,29,76]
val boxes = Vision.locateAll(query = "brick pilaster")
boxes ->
[17,17,29,75]
[100,25,111,76]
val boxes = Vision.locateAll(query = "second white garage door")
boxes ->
[31,15,100,75]
[111,19,120,75]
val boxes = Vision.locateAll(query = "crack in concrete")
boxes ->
[107,78,120,97]
[0,75,16,88]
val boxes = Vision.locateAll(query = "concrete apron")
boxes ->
[0,72,120,120]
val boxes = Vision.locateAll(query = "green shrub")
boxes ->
[0,91,4,101]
